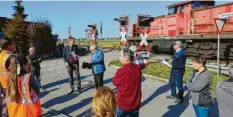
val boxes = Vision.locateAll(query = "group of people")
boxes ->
[0,36,232,117]
[90,40,233,117]
[63,37,106,95]
[0,38,43,117]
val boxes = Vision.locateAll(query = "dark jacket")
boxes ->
[113,62,142,111]
[186,69,214,107]
[171,49,186,73]
[216,78,233,117]
[91,49,106,74]
[27,54,42,72]
[63,44,79,64]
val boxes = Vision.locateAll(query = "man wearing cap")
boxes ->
[166,41,186,103]
[63,37,81,95]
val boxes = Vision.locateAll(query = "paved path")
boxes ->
[40,52,219,117]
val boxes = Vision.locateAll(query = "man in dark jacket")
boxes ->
[167,41,186,103]
[113,48,142,117]
[216,63,233,117]
[27,47,42,88]
[63,37,81,95]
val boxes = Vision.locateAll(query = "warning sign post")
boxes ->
[214,18,227,77]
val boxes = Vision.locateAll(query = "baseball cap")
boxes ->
[173,41,182,47]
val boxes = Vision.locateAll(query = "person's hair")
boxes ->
[122,47,134,62]
[0,39,13,50]
[29,47,35,54]
[192,56,207,67]
[7,55,28,102]
[92,86,116,117]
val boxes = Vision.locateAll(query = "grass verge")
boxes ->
[108,60,227,92]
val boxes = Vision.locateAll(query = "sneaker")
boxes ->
[166,95,177,100]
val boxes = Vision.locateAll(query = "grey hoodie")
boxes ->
[216,78,233,117]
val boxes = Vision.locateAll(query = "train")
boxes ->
[129,1,233,59]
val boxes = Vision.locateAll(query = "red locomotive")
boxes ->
[129,1,233,59]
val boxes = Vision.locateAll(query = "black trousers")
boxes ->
[67,63,81,90]
[93,73,104,89]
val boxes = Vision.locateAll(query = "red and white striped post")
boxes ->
[137,28,151,51]
[119,26,129,46]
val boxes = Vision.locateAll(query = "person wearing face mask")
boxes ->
[6,56,41,117]
[186,56,213,117]
[215,63,233,117]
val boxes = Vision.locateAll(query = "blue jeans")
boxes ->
[193,104,211,117]
[117,108,139,117]
[169,70,184,96]
[32,71,41,88]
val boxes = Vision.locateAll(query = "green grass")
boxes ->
[108,60,227,92]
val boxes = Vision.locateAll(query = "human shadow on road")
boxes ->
[141,84,169,107]
[162,92,190,117]
[59,97,93,115]
[41,108,72,117]
[40,88,60,99]
[42,74,93,89]
[76,107,93,117]
[53,78,115,115]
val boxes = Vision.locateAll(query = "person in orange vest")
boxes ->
[0,39,16,89]
[6,55,42,117]
[0,39,16,116]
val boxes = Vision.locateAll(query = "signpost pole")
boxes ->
[217,32,220,78]
[214,18,227,78]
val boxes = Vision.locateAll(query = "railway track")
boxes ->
[149,54,231,76]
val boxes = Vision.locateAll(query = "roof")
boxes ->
[167,1,192,8]
[193,2,233,11]
[167,0,215,8]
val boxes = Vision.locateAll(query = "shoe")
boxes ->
[175,99,184,104]
[77,86,81,90]
[67,89,74,95]
[175,90,184,104]
[166,95,177,100]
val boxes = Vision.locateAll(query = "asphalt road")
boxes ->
[39,51,219,117]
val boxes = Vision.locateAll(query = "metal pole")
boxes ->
[79,37,80,47]
[217,32,220,77]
